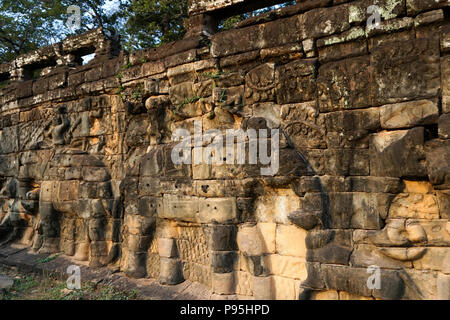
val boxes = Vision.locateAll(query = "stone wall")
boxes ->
[0,0,449,300]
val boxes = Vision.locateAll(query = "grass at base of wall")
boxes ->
[0,266,141,300]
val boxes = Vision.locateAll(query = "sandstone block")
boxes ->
[199,197,237,223]
[310,290,339,300]
[234,271,253,297]
[348,0,405,24]
[370,128,427,178]
[380,99,439,129]
[317,56,371,111]
[202,224,237,252]
[339,291,374,300]
[442,56,450,113]
[161,194,199,222]
[158,238,178,258]
[438,114,450,139]
[389,193,439,219]
[371,38,440,106]
[276,225,307,258]
[271,275,297,300]
[413,248,450,273]
[264,254,307,280]
[212,272,235,295]
[437,274,450,300]
[436,191,450,219]
[211,251,236,274]
[406,0,450,15]
[275,59,316,105]
[237,224,265,257]
[159,257,184,285]
[425,139,450,189]
[82,166,110,182]
[253,276,272,300]
[299,5,350,39]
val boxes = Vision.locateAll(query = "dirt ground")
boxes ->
[0,265,143,300]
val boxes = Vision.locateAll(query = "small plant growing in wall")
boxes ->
[123,62,132,70]
[0,79,9,89]
[132,84,144,100]
[218,89,227,103]
[202,71,232,80]
[176,95,202,111]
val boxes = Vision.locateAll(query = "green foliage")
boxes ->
[0,0,127,63]
[220,14,247,31]
[123,61,133,70]
[219,1,296,31]
[202,71,231,80]
[218,89,227,103]
[177,95,201,110]
[0,79,9,89]
[37,253,61,263]
[1,268,141,300]
[122,0,188,51]
[0,0,61,63]
[0,1,297,63]
[132,84,144,100]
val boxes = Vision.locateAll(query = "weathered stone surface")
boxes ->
[237,224,265,256]
[322,264,405,300]
[199,198,237,223]
[348,0,405,24]
[276,225,307,258]
[414,9,445,27]
[252,276,272,300]
[413,248,450,273]
[265,254,307,280]
[389,193,440,219]
[425,139,450,189]
[211,16,300,58]
[211,272,235,295]
[370,128,427,178]
[351,244,412,269]
[371,38,440,106]
[406,0,450,15]
[271,275,297,300]
[210,251,236,273]
[158,238,178,258]
[310,290,339,300]
[318,39,367,63]
[202,224,237,251]
[436,191,450,219]
[380,100,439,129]
[438,114,450,139]
[317,56,371,111]
[299,5,350,40]
[288,210,322,230]
[1,1,449,301]
[437,274,450,300]
[275,59,316,105]
[159,258,184,285]
[306,229,352,264]
[442,56,450,113]
[366,17,414,38]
